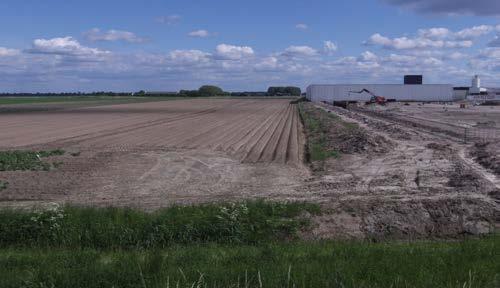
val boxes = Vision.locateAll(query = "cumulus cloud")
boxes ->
[383,0,500,16]
[455,25,493,39]
[169,49,211,64]
[282,46,318,57]
[156,15,181,25]
[417,25,493,41]
[366,33,473,50]
[0,47,20,57]
[84,28,147,43]
[188,30,211,38]
[214,44,254,60]
[358,51,378,62]
[254,57,279,71]
[417,27,451,39]
[295,24,308,30]
[27,37,110,57]
[323,41,338,54]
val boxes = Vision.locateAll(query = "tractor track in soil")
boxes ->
[0,98,306,210]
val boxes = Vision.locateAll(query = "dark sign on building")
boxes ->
[404,75,423,85]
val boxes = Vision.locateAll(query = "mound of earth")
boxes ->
[471,142,500,176]
[301,103,393,155]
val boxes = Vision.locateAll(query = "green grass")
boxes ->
[0,96,184,106]
[0,95,297,106]
[0,180,7,190]
[0,201,320,249]
[298,103,340,162]
[0,203,497,287]
[0,149,65,171]
[0,236,498,288]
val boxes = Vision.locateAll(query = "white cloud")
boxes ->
[366,25,496,51]
[445,51,468,60]
[255,57,279,71]
[215,44,254,60]
[383,0,500,16]
[156,15,181,25]
[188,30,211,38]
[296,24,308,30]
[323,41,338,54]
[282,46,318,57]
[84,28,147,43]
[418,25,493,40]
[417,27,451,39]
[0,47,20,57]
[28,37,110,57]
[169,50,211,64]
[366,33,473,50]
[359,51,378,62]
[455,25,493,39]
[488,35,500,47]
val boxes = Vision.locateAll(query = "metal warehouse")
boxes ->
[306,84,453,103]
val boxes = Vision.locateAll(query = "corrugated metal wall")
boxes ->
[307,84,453,102]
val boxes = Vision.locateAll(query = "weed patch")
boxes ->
[298,103,340,162]
[0,149,65,171]
[0,180,7,190]
[0,201,320,248]
[299,103,391,168]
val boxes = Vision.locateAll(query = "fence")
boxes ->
[465,127,499,144]
[350,107,499,144]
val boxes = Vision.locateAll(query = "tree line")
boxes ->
[0,86,302,97]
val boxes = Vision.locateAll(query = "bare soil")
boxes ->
[0,99,498,240]
[0,99,306,210]
[301,102,499,240]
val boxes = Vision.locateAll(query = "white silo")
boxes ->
[470,75,481,94]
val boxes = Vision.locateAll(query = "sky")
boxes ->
[1,0,500,92]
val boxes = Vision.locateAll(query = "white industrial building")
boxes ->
[306,84,453,103]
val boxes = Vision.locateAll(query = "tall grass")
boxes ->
[298,103,340,161]
[0,180,7,190]
[0,236,498,288]
[0,201,320,248]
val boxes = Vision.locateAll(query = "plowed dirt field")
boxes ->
[0,99,307,209]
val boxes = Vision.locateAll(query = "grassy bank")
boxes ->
[0,201,319,248]
[0,202,498,287]
[298,103,343,162]
[0,236,498,288]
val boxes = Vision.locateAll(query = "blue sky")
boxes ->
[1,0,500,92]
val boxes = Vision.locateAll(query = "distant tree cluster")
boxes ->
[267,86,302,96]
[0,85,303,98]
[179,85,229,97]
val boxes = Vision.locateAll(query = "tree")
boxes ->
[284,86,301,96]
[135,90,146,96]
[198,85,224,96]
[267,86,301,96]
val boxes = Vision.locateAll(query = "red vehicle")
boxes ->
[349,89,387,105]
